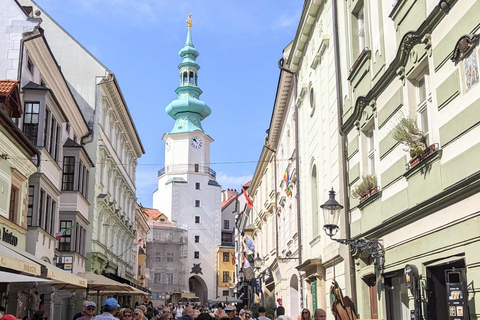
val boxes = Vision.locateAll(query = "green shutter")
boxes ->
[312,278,318,312]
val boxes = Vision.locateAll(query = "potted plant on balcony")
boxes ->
[392,117,427,168]
[351,174,378,201]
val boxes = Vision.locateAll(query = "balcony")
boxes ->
[158,164,216,178]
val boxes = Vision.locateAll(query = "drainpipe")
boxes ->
[277,58,304,308]
[332,0,357,305]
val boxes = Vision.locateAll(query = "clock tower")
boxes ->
[152,15,221,303]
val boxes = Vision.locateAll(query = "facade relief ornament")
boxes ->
[451,34,479,64]
[396,66,406,85]
[422,34,432,57]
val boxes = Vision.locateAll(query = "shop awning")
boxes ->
[0,270,51,283]
[6,245,87,289]
[76,272,134,293]
[0,243,41,276]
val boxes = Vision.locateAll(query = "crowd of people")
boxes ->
[0,298,328,320]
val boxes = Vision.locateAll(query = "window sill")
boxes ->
[358,189,382,209]
[404,145,442,180]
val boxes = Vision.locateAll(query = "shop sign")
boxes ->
[404,264,419,290]
[1,227,18,246]
[56,256,73,273]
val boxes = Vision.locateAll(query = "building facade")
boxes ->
[18,1,146,286]
[144,208,187,304]
[152,16,221,303]
[341,0,480,319]
[218,189,239,298]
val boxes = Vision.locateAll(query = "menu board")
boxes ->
[447,282,466,320]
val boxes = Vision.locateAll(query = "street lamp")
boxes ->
[321,188,385,269]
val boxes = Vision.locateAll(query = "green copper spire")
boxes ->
[166,14,211,134]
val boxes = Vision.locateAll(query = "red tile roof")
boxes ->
[140,207,168,221]
[0,80,19,96]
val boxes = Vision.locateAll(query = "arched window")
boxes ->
[189,71,195,84]
[183,72,188,83]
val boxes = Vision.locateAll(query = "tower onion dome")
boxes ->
[166,14,211,134]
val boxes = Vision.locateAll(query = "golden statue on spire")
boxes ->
[186,14,192,29]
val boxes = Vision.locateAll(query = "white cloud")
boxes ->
[216,172,252,191]
[272,12,301,29]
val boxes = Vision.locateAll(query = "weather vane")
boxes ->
[186,14,192,29]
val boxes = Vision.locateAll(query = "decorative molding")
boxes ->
[451,34,479,64]
[311,35,330,69]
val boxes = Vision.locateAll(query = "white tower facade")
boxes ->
[152,16,221,304]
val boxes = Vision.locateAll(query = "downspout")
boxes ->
[332,0,357,305]
[278,58,304,308]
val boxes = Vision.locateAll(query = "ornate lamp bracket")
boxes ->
[332,237,385,270]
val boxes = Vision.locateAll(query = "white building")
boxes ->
[152,17,221,304]
[18,1,145,297]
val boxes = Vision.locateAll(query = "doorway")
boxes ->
[426,259,465,320]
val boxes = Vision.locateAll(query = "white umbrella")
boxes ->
[0,271,51,283]
[210,296,243,304]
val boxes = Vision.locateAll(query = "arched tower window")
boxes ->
[189,71,195,85]
[183,71,188,84]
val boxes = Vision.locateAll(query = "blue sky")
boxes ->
[34,0,302,207]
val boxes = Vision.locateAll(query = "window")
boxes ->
[194,251,199,259]
[167,253,174,262]
[223,252,230,262]
[366,128,375,175]
[195,164,199,172]
[357,7,365,55]
[23,102,39,144]
[9,186,19,224]
[222,232,233,244]
[224,220,230,229]
[195,235,200,243]
[154,273,161,284]
[223,271,230,283]
[311,165,319,237]
[155,253,161,262]
[27,57,34,74]
[415,72,430,145]
[62,157,75,190]
[58,220,72,251]
[195,183,200,190]
[167,273,174,285]
[223,290,229,296]
[385,274,410,320]
[195,216,200,223]
[195,200,200,207]
[27,186,34,226]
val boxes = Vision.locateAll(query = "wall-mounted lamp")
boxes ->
[321,188,385,269]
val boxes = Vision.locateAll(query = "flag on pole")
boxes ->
[244,254,251,269]
[230,251,236,265]
[131,234,147,251]
[242,234,254,255]
[242,187,253,209]
[56,224,79,240]
[284,169,292,196]
[244,233,255,251]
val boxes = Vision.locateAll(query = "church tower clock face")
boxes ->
[190,136,203,149]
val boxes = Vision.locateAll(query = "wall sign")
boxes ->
[1,227,18,246]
